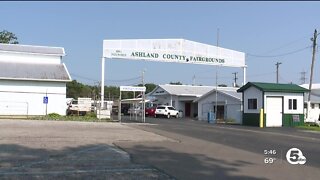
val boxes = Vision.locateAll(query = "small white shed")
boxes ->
[0,43,71,116]
[194,87,242,124]
[237,82,309,127]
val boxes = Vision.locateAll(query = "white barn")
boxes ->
[194,87,242,124]
[148,84,213,118]
[0,43,71,116]
[148,84,241,122]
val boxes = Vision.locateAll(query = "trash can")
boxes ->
[179,110,183,118]
[207,111,215,123]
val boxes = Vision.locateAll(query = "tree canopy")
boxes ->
[66,80,157,100]
[0,30,19,44]
[169,81,183,85]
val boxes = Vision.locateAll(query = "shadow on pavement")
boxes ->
[116,143,268,180]
[0,144,173,179]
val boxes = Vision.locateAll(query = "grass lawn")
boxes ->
[296,124,320,132]
[29,112,114,122]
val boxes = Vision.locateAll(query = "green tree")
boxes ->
[67,80,94,99]
[137,83,157,94]
[0,30,19,44]
[169,81,183,85]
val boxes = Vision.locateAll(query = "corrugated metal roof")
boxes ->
[193,88,241,103]
[304,90,320,103]
[0,62,71,82]
[300,83,320,90]
[159,84,214,97]
[219,90,242,100]
[0,43,65,56]
[237,82,309,93]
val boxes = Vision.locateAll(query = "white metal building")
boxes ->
[0,43,71,116]
[148,84,213,118]
[194,87,242,124]
[300,84,320,122]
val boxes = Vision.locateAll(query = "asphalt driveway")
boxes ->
[117,117,320,180]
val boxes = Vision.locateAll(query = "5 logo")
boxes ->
[286,148,306,165]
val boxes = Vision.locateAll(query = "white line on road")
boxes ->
[0,168,157,176]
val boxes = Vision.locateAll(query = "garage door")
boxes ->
[266,97,283,127]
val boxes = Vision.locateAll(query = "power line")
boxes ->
[247,46,311,58]
[262,33,313,54]
[70,73,99,82]
[106,76,141,82]
[70,73,141,83]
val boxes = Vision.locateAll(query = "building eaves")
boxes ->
[237,82,309,93]
[0,43,65,56]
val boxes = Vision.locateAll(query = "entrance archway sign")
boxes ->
[119,86,146,123]
[101,39,246,108]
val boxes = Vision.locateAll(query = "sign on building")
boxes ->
[120,86,146,92]
[103,39,245,68]
[43,96,48,104]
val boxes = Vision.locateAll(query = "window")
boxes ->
[293,99,297,110]
[311,104,315,109]
[288,99,297,110]
[168,107,175,110]
[248,99,257,109]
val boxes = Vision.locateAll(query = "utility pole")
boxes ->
[215,28,220,122]
[232,72,238,87]
[307,29,318,120]
[141,70,146,123]
[275,62,282,84]
[308,29,318,102]
[192,75,196,86]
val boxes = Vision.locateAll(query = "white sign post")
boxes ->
[101,39,246,109]
[119,86,146,123]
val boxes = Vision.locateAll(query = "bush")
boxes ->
[226,118,236,123]
[47,113,61,120]
[304,122,320,127]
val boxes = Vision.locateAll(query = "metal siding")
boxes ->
[283,114,304,127]
[0,62,71,81]
[0,81,67,115]
[242,113,260,126]
[243,86,263,114]
[197,90,242,123]
[0,44,64,55]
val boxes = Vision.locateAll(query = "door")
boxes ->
[185,103,191,117]
[266,97,283,127]
[214,105,225,120]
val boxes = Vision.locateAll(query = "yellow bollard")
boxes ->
[260,109,264,128]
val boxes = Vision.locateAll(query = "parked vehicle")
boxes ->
[128,106,142,116]
[121,104,130,115]
[154,105,179,118]
[145,106,157,117]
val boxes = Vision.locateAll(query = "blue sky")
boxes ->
[1,1,319,86]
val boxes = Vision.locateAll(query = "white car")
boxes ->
[155,105,179,118]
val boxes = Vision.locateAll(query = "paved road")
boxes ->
[117,117,320,180]
[0,119,174,179]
